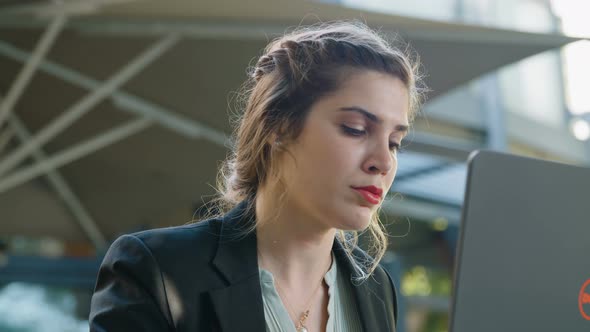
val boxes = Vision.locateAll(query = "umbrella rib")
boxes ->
[0,41,230,148]
[6,113,108,251]
[0,124,15,154]
[0,116,153,195]
[0,33,179,178]
[0,13,66,128]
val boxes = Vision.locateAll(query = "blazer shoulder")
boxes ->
[98,218,225,283]
[130,218,222,255]
[90,217,227,331]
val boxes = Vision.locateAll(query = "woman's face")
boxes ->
[278,70,409,231]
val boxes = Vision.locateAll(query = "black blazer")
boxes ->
[89,200,398,331]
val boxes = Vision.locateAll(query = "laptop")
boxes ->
[449,150,590,331]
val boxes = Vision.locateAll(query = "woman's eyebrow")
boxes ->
[339,106,409,134]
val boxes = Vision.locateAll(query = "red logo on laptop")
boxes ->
[580,279,590,321]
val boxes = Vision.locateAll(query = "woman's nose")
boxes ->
[362,140,394,175]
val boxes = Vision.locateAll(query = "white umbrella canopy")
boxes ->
[0,0,579,249]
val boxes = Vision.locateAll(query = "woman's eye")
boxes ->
[389,142,404,154]
[341,125,366,136]
[389,142,400,152]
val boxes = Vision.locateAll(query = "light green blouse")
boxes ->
[259,255,363,332]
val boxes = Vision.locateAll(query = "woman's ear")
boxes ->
[267,122,289,147]
[266,132,281,147]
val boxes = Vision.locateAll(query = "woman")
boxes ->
[89,21,424,332]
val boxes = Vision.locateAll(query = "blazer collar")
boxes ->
[208,200,393,332]
[212,200,259,283]
[208,200,266,331]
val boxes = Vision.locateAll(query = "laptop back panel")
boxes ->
[450,151,590,331]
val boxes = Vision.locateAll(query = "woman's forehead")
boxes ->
[314,72,410,123]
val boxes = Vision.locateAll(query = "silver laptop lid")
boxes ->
[450,150,590,332]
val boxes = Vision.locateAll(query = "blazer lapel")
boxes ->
[208,275,265,332]
[353,281,394,332]
[207,201,267,332]
[333,240,394,332]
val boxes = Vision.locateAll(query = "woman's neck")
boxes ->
[255,190,335,288]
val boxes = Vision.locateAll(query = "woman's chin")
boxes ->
[336,209,374,231]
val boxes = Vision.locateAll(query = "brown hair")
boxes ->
[211,20,425,279]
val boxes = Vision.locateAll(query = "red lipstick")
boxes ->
[352,185,383,205]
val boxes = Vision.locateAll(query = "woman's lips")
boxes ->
[353,188,381,205]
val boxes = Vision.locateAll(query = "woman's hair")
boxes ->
[209,20,426,280]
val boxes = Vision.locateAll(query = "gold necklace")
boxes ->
[274,274,323,332]
[258,250,332,332]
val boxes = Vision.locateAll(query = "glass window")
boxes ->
[551,0,590,115]
[498,50,565,128]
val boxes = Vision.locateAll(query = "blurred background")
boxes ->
[0,0,589,331]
